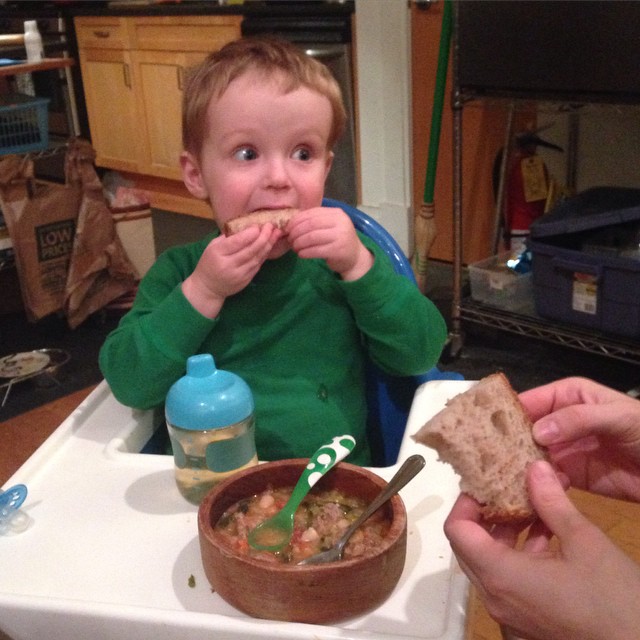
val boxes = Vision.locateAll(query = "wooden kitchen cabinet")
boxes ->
[74,14,242,215]
[75,17,140,172]
[77,45,141,173]
[134,49,206,180]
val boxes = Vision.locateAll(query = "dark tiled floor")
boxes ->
[424,263,640,394]
[0,308,122,420]
[439,321,640,393]
[1,210,639,422]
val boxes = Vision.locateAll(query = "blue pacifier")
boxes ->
[0,484,29,534]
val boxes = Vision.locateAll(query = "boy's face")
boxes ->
[182,71,334,238]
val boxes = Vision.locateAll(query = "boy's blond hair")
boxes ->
[182,37,347,158]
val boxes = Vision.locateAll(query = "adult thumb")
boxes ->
[527,460,586,541]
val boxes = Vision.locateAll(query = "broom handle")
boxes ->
[423,0,453,206]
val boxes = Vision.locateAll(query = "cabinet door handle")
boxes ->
[92,30,111,39]
[123,63,131,88]
[177,66,185,91]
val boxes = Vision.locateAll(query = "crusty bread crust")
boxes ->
[223,208,297,236]
[412,372,548,523]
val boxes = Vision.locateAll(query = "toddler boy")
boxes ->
[99,38,447,464]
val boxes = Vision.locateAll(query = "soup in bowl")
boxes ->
[197,459,407,624]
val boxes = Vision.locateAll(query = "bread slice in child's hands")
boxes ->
[412,372,547,522]
[223,208,297,236]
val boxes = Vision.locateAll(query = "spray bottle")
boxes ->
[24,21,44,63]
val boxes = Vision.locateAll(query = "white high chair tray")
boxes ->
[0,379,473,640]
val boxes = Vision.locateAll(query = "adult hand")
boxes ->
[445,460,640,640]
[181,224,282,318]
[287,206,374,281]
[519,377,640,503]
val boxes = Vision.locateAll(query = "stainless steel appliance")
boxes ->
[241,5,357,205]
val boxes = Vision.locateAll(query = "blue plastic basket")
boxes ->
[0,93,50,155]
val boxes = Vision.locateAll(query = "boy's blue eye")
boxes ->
[293,148,312,161]
[234,147,257,161]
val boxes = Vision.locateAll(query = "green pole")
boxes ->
[423,0,452,205]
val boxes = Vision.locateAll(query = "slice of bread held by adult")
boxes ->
[223,208,297,236]
[412,372,548,523]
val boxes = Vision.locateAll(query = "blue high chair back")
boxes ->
[323,198,463,466]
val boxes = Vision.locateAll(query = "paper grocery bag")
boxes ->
[0,154,81,321]
[63,138,139,328]
[0,139,139,326]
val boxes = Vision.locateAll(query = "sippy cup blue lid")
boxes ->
[165,354,254,430]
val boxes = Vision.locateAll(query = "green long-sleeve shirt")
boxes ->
[99,231,447,465]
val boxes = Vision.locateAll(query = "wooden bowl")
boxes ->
[197,459,407,624]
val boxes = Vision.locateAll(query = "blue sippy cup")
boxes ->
[165,354,257,505]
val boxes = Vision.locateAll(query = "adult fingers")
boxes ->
[520,517,554,553]
[518,376,626,422]
[532,401,640,451]
[519,465,569,553]
[444,492,483,529]
[526,460,589,546]
[445,493,530,549]
[445,494,518,576]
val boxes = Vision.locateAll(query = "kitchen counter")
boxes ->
[58,1,354,19]
[0,57,73,77]
[0,379,470,640]
[66,1,355,47]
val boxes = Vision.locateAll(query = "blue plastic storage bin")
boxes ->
[0,93,50,155]
[529,187,640,338]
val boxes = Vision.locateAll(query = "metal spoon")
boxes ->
[298,454,425,565]
[247,434,356,552]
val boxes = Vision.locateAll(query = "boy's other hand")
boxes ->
[182,224,282,318]
[287,207,374,281]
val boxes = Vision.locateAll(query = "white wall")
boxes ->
[539,106,640,193]
[354,0,412,254]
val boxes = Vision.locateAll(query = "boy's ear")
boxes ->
[324,151,334,180]
[180,151,208,200]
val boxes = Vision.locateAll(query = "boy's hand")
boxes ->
[182,224,282,318]
[287,207,374,281]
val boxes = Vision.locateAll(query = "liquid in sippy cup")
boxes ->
[165,354,258,505]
